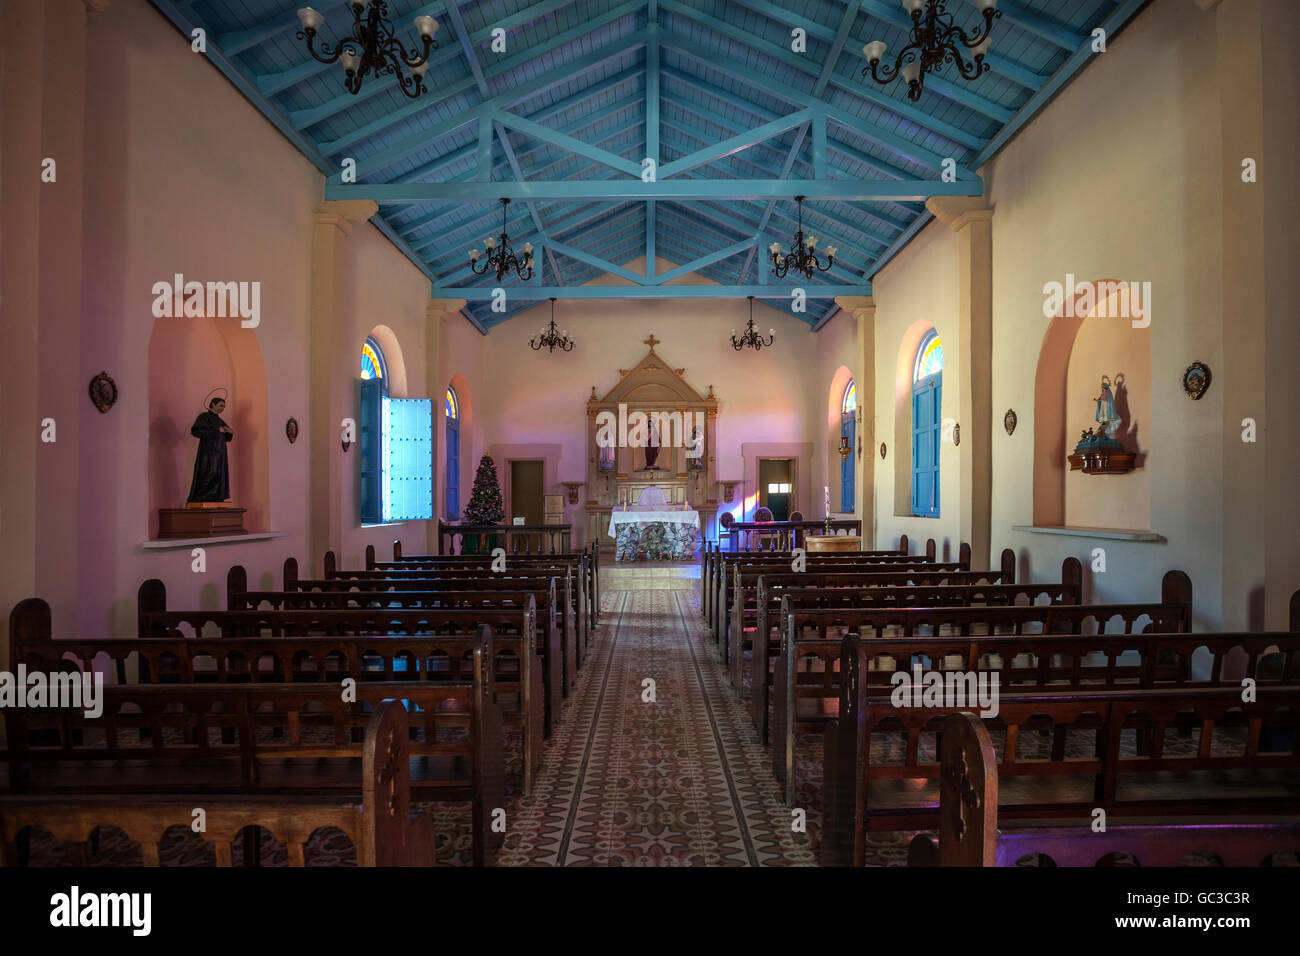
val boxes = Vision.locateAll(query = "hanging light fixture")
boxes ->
[769,197,836,280]
[296,2,439,99]
[469,199,535,282]
[731,297,775,352]
[861,0,1001,102]
[531,298,575,353]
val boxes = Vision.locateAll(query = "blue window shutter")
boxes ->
[911,378,941,518]
[840,415,855,512]
[445,416,460,519]
[358,378,382,524]
[383,398,433,521]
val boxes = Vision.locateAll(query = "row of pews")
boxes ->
[700,537,1300,866]
[1,540,600,866]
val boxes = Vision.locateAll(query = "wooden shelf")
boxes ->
[1011,525,1165,543]
[141,532,288,551]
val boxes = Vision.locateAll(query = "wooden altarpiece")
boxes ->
[585,335,719,553]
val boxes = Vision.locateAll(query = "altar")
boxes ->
[608,508,701,562]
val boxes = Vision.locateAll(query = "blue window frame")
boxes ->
[445,387,460,520]
[840,380,856,513]
[911,331,943,518]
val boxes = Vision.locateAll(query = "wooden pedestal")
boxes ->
[158,507,247,538]
[805,534,862,553]
[1067,451,1136,475]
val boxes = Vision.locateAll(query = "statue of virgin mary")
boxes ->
[1093,375,1121,442]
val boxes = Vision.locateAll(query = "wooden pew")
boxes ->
[702,533,909,628]
[755,569,1083,747]
[734,548,1025,696]
[358,542,598,649]
[704,534,934,633]
[234,563,578,706]
[908,712,1300,867]
[711,546,972,661]
[823,634,1300,867]
[290,556,589,670]
[3,629,505,866]
[132,584,545,793]
[384,539,597,636]
[0,699,435,866]
[773,574,1192,799]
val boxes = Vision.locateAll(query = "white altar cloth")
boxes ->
[608,509,701,536]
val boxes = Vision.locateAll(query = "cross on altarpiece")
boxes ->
[644,334,660,350]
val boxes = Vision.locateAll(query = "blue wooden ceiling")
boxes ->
[151,0,1149,331]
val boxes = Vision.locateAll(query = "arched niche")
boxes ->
[1034,279,1151,529]
[827,365,853,511]
[893,319,939,516]
[147,316,269,535]
[365,323,408,397]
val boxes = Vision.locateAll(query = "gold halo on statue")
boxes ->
[203,386,230,410]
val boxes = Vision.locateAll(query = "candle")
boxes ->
[824,485,830,517]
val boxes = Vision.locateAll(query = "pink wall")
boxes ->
[70,2,459,635]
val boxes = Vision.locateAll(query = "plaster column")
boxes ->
[425,298,465,552]
[836,296,875,547]
[1208,0,1300,628]
[308,199,377,575]
[0,0,102,658]
[926,197,993,570]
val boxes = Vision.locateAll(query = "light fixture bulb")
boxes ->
[863,40,887,63]
[297,6,324,32]
[414,15,439,38]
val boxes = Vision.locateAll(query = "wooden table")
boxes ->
[804,534,862,553]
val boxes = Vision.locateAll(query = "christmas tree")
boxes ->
[463,454,505,525]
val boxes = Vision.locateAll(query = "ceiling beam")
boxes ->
[439,284,871,301]
[330,178,983,202]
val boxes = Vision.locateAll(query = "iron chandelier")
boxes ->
[769,197,836,280]
[531,298,575,353]
[861,0,1000,102]
[296,1,439,100]
[470,199,535,282]
[731,297,775,352]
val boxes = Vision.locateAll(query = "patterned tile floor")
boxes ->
[497,562,818,866]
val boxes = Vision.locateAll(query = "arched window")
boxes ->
[840,380,856,512]
[445,386,460,520]
[361,336,388,394]
[911,330,942,517]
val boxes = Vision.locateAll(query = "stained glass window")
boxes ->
[445,387,458,420]
[361,337,386,383]
[913,331,943,382]
[842,380,856,415]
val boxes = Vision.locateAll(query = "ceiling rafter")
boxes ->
[156,0,1146,333]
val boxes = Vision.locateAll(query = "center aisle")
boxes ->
[496,564,816,866]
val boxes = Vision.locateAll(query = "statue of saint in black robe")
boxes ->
[187,403,234,502]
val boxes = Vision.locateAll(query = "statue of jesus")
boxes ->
[187,395,234,503]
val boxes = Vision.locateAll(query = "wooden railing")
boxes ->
[436,520,572,555]
[725,519,863,552]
